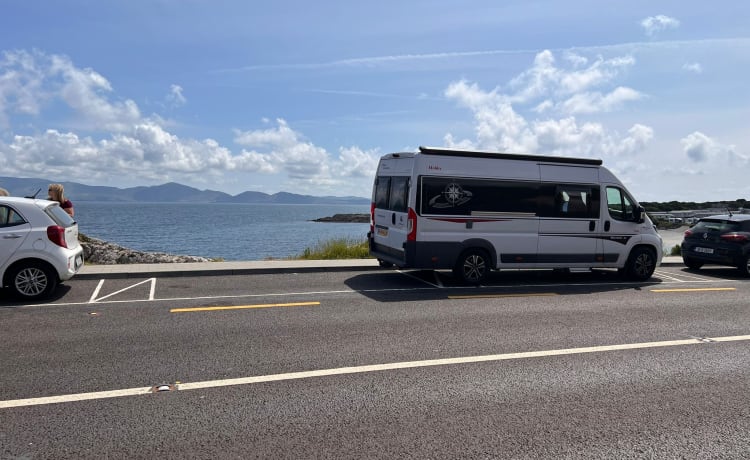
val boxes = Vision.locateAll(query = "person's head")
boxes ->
[48,183,65,202]
[0,187,8,197]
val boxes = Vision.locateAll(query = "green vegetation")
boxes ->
[293,238,371,260]
[641,199,748,213]
[670,244,681,256]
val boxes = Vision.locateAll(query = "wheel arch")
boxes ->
[458,238,497,269]
[2,257,60,288]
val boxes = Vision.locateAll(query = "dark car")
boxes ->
[681,214,750,276]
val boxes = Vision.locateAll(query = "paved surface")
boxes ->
[78,256,684,279]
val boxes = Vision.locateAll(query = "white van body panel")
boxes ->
[369,147,662,280]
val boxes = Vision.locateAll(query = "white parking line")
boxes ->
[2,334,749,409]
[88,278,157,303]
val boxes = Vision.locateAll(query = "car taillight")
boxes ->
[47,225,68,248]
[370,202,375,235]
[407,207,417,241]
[720,233,749,243]
[683,229,693,237]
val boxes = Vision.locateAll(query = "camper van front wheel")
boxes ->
[624,247,656,281]
[454,249,490,284]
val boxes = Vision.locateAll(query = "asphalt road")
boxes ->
[2,266,749,458]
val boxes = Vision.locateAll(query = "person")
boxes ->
[48,183,75,217]
[0,187,8,196]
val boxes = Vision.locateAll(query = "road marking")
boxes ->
[3,334,749,409]
[170,301,320,313]
[650,287,737,293]
[89,278,157,303]
[448,293,558,299]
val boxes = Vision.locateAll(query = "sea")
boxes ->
[74,202,370,261]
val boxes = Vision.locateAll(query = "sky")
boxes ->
[1,1,748,202]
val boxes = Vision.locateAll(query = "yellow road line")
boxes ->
[170,301,320,313]
[650,287,736,293]
[448,293,558,299]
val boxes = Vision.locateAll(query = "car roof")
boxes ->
[0,196,57,210]
[700,214,750,222]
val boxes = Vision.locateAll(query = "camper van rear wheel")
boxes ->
[454,249,490,284]
[624,247,656,281]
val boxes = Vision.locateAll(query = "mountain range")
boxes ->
[0,176,370,204]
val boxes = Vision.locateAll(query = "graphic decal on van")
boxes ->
[428,182,473,208]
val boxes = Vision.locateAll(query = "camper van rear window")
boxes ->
[374,175,409,212]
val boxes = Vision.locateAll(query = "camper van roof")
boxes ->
[418,146,603,166]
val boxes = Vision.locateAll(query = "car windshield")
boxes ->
[692,219,741,234]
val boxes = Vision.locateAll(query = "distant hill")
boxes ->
[0,176,369,205]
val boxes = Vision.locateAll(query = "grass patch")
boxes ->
[293,238,371,260]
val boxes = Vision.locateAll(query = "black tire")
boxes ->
[8,262,58,300]
[738,254,750,277]
[453,249,491,284]
[683,257,704,270]
[623,247,657,281]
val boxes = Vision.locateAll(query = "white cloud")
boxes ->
[444,50,651,158]
[681,131,742,163]
[0,50,382,196]
[166,84,187,107]
[506,50,640,115]
[559,86,643,114]
[640,15,680,36]
[682,62,703,74]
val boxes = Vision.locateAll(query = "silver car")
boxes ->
[0,197,84,300]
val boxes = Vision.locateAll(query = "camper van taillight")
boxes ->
[370,202,375,234]
[407,208,417,241]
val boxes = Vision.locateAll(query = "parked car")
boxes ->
[0,197,84,300]
[681,214,750,276]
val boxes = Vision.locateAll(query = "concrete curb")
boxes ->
[76,257,684,280]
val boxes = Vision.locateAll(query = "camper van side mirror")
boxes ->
[635,206,645,223]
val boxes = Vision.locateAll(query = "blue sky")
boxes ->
[1,1,748,201]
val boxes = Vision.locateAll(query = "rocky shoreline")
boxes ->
[312,213,369,223]
[80,234,210,265]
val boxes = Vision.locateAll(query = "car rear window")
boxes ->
[46,204,76,227]
[692,219,741,233]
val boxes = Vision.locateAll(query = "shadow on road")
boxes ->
[345,268,663,303]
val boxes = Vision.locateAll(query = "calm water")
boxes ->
[75,202,370,261]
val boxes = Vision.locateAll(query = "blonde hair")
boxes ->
[48,183,66,203]
[0,187,8,197]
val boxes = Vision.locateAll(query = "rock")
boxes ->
[312,213,369,223]
[79,234,210,264]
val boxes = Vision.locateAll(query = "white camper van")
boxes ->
[368,146,662,283]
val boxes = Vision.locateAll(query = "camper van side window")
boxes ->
[374,176,391,209]
[550,185,600,218]
[606,187,636,221]
[419,177,538,216]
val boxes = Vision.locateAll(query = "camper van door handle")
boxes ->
[392,213,396,225]
[604,221,611,232]
[589,221,596,231]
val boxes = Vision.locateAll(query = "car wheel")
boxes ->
[683,257,704,270]
[9,262,58,300]
[738,254,750,277]
[453,249,490,284]
[624,247,656,281]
